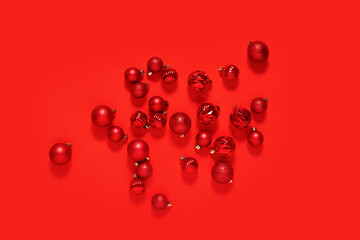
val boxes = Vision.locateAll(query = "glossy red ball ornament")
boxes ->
[124,67,144,83]
[250,97,268,114]
[247,41,269,63]
[130,111,149,129]
[149,112,167,129]
[161,65,178,84]
[169,112,192,137]
[151,193,171,210]
[127,139,150,162]
[180,156,198,174]
[230,106,251,128]
[195,131,212,150]
[187,70,212,91]
[130,177,145,194]
[147,56,164,76]
[91,105,115,127]
[219,64,239,80]
[212,160,234,184]
[49,143,72,165]
[130,82,149,98]
[210,136,235,158]
[197,103,220,125]
[107,126,127,142]
[247,127,264,147]
[148,96,169,113]
[135,161,153,179]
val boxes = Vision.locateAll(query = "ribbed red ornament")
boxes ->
[212,160,234,184]
[130,111,149,129]
[230,106,251,128]
[210,136,235,158]
[149,112,167,129]
[161,65,178,84]
[219,64,239,80]
[187,70,212,91]
[147,56,164,76]
[180,156,198,174]
[130,177,145,194]
[169,112,192,137]
[247,127,264,147]
[197,103,220,125]
[130,82,149,98]
[151,193,171,210]
[91,105,115,127]
[250,97,268,114]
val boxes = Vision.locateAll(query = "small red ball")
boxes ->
[230,106,251,128]
[161,66,178,84]
[210,136,235,158]
[247,41,269,63]
[49,143,72,165]
[91,105,115,127]
[130,82,149,98]
[124,67,144,83]
[148,96,168,113]
[212,160,234,184]
[130,111,149,129]
[169,112,192,137]
[250,97,268,114]
[197,103,220,125]
[127,139,150,162]
[147,56,164,76]
[195,131,212,150]
[135,161,153,179]
[219,65,239,80]
[130,177,145,194]
[151,193,171,210]
[247,127,264,147]
[149,112,167,129]
[187,70,212,91]
[180,157,198,174]
[107,126,127,142]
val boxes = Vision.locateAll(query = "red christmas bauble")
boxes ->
[187,70,212,91]
[147,56,164,76]
[135,161,153,179]
[151,193,171,210]
[107,126,127,142]
[212,160,234,184]
[247,41,269,63]
[210,136,235,158]
[91,105,115,127]
[247,127,264,147]
[127,139,150,162]
[195,131,212,150]
[130,82,149,98]
[180,156,198,174]
[49,143,72,165]
[148,96,168,113]
[124,67,144,83]
[230,106,251,128]
[219,64,239,80]
[197,103,220,125]
[130,111,149,129]
[169,112,192,137]
[161,66,178,84]
[250,97,268,114]
[130,177,145,194]
[149,112,167,129]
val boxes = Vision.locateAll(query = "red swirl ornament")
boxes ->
[169,112,192,137]
[187,70,212,91]
[197,103,220,125]
[210,136,235,158]
[149,112,167,129]
[130,111,149,129]
[180,156,198,174]
[161,65,178,84]
[212,160,234,184]
[130,177,145,194]
[230,106,251,128]
[147,56,164,76]
[219,64,239,80]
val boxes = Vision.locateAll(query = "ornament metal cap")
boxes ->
[195,145,201,150]
[229,180,233,183]
[209,148,215,154]
[139,70,145,75]
[123,134,128,140]
[167,201,172,207]
[252,127,257,131]
[179,134,185,138]
[144,124,150,129]
[66,143,72,147]
[111,108,116,113]
[264,98,268,102]
[219,67,224,72]
[145,157,150,161]
[180,156,185,161]
[133,174,138,178]
[134,162,139,167]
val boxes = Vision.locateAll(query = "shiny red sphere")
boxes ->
[247,127,264,147]
[197,103,220,125]
[148,96,168,113]
[49,143,72,165]
[219,64,239,80]
[247,41,269,63]
[230,106,251,128]
[147,56,164,75]
[127,139,149,162]
[130,111,149,129]
[161,66,178,84]
[195,131,212,149]
[212,160,234,184]
[130,82,149,98]
[187,70,212,91]
[107,126,127,142]
[91,105,115,127]
[250,97,268,114]
[180,157,198,174]
[135,161,153,179]
[169,112,192,137]
[151,193,171,210]
[124,67,143,83]
[149,112,167,129]
[210,136,235,158]
[130,177,145,194]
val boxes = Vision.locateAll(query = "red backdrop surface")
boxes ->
[1,0,360,239]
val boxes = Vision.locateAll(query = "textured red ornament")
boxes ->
[149,112,167,129]
[161,65,178,84]
[124,67,144,83]
[107,126,127,142]
[147,56,164,76]
[197,103,220,125]
[180,156,198,174]
[91,105,115,127]
[247,41,269,63]
[129,177,145,194]
[247,127,264,147]
[130,111,149,129]
[151,193,171,210]
[219,64,239,80]
[210,136,235,158]
[127,139,150,162]
[49,143,72,165]
[169,112,192,137]
[130,82,149,98]
[250,97,268,114]
[135,161,153,179]
[195,131,212,150]
[212,160,234,184]
[187,70,212,91]
[148,96,168,113]
[230,106,251,128]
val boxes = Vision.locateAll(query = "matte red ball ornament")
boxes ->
[135,161,153,179]
[151,193,171,210]
[107,126,127,142]
[195,131,212,150]
[127,139,150,162]
[130,177,145,194]
[130,82,149,98]
[149,112,167,129]
[212,160,234,184]
[124,67,144,83]
[251,97,268,114]
[49,143,72,165]
[219,64,239,80]
[180,156,198,174]
[210,136,235,158]
[169,112,192,137]
[247,41,269,63]
[148,96,168,113]
[197,103,220,125]
[130,111,149,129]
[161,65,178,84]
[187,70,212,91]
[230,106,251,128]
[247,127,264,147]
[91,105,115,127]
[147,56,164,76]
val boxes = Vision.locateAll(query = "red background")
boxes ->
[1,0,360,239]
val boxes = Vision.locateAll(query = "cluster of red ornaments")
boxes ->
[49,40,269,211]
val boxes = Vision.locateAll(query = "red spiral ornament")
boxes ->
[180,156,198,174]
[210,136,235,158]
[230,106,251,128]
[149,112,167,129]
[161,66,178,84]
[129,177,145,194]
[130,111,149,129]
[197,103,220,125]
[219,64,239,80]
[187,70,212,91]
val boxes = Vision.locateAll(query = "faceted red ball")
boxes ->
[230,106,251,128]
[180,157,198,174]
[130,82,149,98]
[147,56,164,76]
[247,127,264,147]
[127,139,149,162]
[195,131,212,149]
[250,97,268,114]
[49,143,72,165]
[148,96,168,113]
[107,126,127,142]
[130,177,145,194]
[130,111,149,129]
[161,66,178,84]
[124,67,143,83]
[197,103,220,125]
[220,64,239,80]
[135,161,153,179]
[187,70,212,91]
[169,112,192,137]
[247,41,269,63]
[212,160,234,184]
[210,136,235,158]
[91,105,115,127]
[149,112,167,129]
[151,193,171,210]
